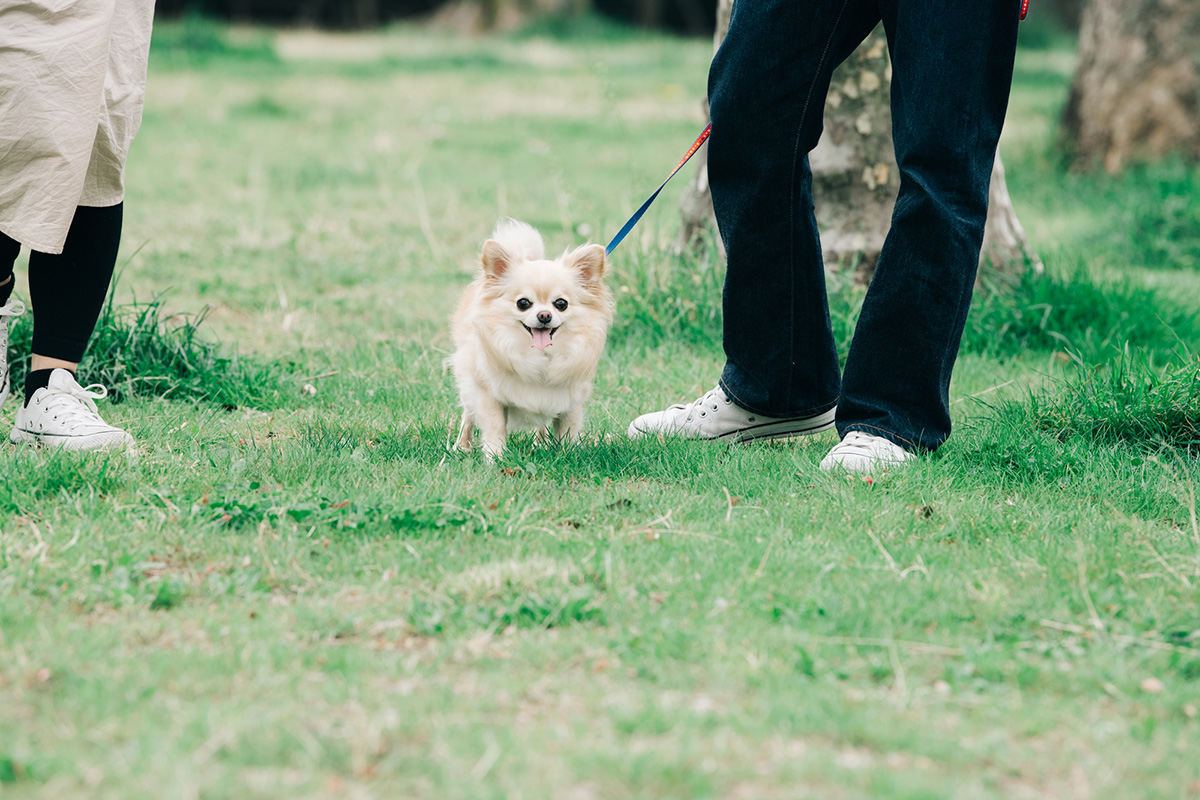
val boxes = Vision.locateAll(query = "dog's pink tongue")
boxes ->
[530,327,553,350]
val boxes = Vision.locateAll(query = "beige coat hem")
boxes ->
[0,221,68,257]
[0,0,154,255]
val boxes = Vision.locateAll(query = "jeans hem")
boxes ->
[719,377,838,419]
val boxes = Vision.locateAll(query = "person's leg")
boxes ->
[25,203,122,397]
[0,232,24,408]
[710,0,880,419]
[628,0,881,442]
[11,203,132,450]
[0,233,16,301]
[834,0,1020,453]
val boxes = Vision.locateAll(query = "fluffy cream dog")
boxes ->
[450,219,614,458]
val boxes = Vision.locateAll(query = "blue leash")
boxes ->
[605,124,712,255]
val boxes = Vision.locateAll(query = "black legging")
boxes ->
[0,230,17,284]
[0,203,121,363]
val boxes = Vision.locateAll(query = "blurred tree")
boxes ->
[156,0,717,32]
[679,2,1038,283]
[1063,0,1200,173]
[1044,0,1085,30]
[674,0,729,256]
[594,0,715,34]
[155,0,441,27]
[461,0,714,33]
[431,0,593,33]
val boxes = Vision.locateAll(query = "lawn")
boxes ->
[1,14,1199,800]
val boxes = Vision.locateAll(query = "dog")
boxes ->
[449,219,614,459]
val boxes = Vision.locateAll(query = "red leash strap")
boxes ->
[1020,0,1029,19]
[673,125,712,173]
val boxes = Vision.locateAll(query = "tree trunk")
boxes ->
[1044,0,1086,30]
[1062,0,1200,173]
[808,27,896,284]
[679,3,1039,284]
[675,0,730,257]
[981,151,1043,280]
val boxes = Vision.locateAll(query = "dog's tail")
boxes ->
[491,218,545,262]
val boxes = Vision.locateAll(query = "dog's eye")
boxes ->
[516,298,532,311]
[553,299,569,312]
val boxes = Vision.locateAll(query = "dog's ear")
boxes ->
[564,243,606,285]
[481,239,515,280]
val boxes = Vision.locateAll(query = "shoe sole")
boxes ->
[720,408,837,443]
[11,427,134,451]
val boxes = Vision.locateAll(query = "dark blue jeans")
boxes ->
[709,0,1020,452]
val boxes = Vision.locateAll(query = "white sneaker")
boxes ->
[627,385,836,442]
[0,298,25,409]
[11,369,134,451]
[819,430,914,473]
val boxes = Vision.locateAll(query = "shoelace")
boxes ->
[0,301,24,354]
[41,381,110,424]
[832,431,887,455]
[680,387,729,421]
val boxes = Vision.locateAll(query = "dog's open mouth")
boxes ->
[522,324,558,351]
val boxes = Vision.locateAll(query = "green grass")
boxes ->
[6,288,289,407]
[148,12,279,67]
[2,17,1200,800]
[1026,354,1200,448]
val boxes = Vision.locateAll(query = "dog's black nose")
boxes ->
[537,311,553,325]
